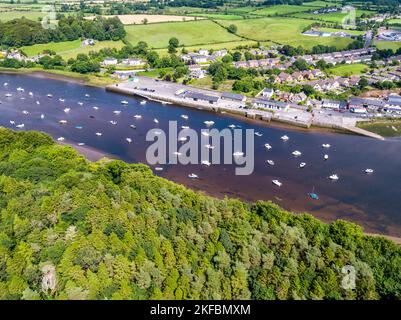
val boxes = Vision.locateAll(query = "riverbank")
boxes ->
[0,67,118,87]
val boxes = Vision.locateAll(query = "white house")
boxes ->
[102,57,118,66]
[82,39,95,47]
[122,58,144,66]
[253,99,289,111]
[261,88,274,99]
[198,49,209,56]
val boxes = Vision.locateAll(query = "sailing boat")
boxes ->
[308,186,319,200]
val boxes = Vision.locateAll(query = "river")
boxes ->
[1,73,401,236]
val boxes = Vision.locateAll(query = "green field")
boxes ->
[317,27,365,35]
[188,13,244,20]
[251,5,316,16]
[374,40,401,51]
[329,63,367,77]
[291,9,376,23]
[21,39,125,59]
[0,10,45,21]
[217,17,353,49]
[125,20,241,48]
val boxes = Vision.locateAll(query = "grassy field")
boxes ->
[217,17,353,49]
[251,5,316,16]
[329,63,368,77]
[374,40,401,51]
[357,120,401,137]
[291,9,376,23]
[0,10,45,21]
[187,13,244,20]
[318,27,365,35]
[21,40,125,59]
[125,20,241,48]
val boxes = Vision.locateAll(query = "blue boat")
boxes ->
[308,186,319,200]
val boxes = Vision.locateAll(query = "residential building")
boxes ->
[253,99,289,111]
[102,57,118,66]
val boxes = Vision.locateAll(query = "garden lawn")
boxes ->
[125,20,241,48]
[329,63,368,77]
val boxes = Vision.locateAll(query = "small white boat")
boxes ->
[205,144,214,149]
[47,94,53,98]
[181,125,190,129]
[365,168,374,174]
[3,82,8,86]
[126,138,132,143]
[228,124,236,129]
[272,180,282,187]
[85,94,90,97]
[281,135,289,141]
[40,114,45,119]
[5,93,12,97]
[233,151,244,157]
[264,143,272,150]
[329,174,339,180]
[77,143,85,146]
[322,143,331,148]
[255,132,263,137]
[57,137,65,142]
[95,132,102,136]
[36,101,40,105]
[121,100,128,105]
[63,108,70,113]
[113,110,121,115]
[154,167,163,171]
[188,173,199,179]
[17,87,24,92]
[134,115,142,119]
[324,154,329,160]
[201,132,210,137]
[93,107,99,110]
[78,102,83,106]
[16,124,25,128]
[204,120,215,126]
[292,150,302,157]
[59,98,65,102]
[22,110,29,115]
[20,97,25,100]
[140,100,147,105]
[29,92,33,96]
[267,160,275,166]
[299,162,306,168]
[181,115,189,120]
[58,120,67,124]
[9,120,15,125]
[110,120,117,125]
[154,118,159,124]
[130,125,136,129]
[201,160,211,166]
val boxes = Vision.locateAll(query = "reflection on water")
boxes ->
[1,73,401,236]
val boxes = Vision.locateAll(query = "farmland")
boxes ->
[85,14,202,25]
[217,17,354,49]
[21,39,125,59]
[373,40,401,51]
[187,13,244,20]
[125,20,241,48]
[291,9,376,23]
[250,5,316,16]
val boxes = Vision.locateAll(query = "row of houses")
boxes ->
[270,69,325,84]
[181,49,228,65]
[301,48,376,66]
[319,95,401,113]
[102,57,145,67]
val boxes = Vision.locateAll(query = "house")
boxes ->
[102,57,118,66]
[278,72,293,83]
[189,69,206,79]
[234,61,248,69]
[192,55,209,64]
[221,92,246,102]
[261,88,274,99]
[82,39,95,47]
[247,60,259,68]
[214,50,227,57]
[321,99,346,109]
[184,91,219,104]
[6,50,26,61]
[181,54,192,63]
[290,92,307,103]
[253,99,289,111]
[311,69,324,78]
[122,58,144,66]
[198,49,209,56]
[348,97,385,110]
[112,70,137,80]
[302,70,314,80]
[292,72,304,82]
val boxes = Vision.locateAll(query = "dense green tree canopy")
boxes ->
[0,128,400,300]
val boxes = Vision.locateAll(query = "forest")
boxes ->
[0,15,126,47]
[0,128,400,300]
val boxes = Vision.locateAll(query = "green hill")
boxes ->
[0,128,400,300]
